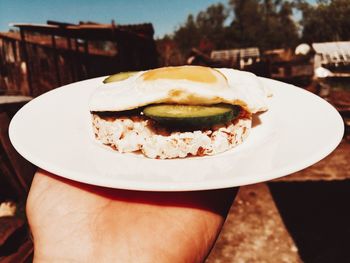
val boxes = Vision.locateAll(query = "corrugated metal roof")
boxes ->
[312,41,350,64]
[211,47,260,61]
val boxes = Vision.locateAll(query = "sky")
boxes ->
[0,0,317,38]
[0,0,225,38]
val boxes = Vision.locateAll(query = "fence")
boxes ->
[0,21,158,97]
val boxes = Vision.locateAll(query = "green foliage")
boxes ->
[173,4,229,55]
[228,0,300,50]
[170,0,300,54]
[157,0,350,62]
[299,0,350,43]
[173,14,201,55]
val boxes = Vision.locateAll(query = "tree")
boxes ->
[173,3,229,55]
[298,0,350,43]
[168,0,301,57]
[173,14,201,56]
[158,0,350,63]
[196,3,229,48]
[228,0,299,50]
[228,0,263,47]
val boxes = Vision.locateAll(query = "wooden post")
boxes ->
[11,40,18,62]
[66,37,76,82]
[51,34,61,86]
[83,39,90,77]
[19,29,33,96]
[0,39,6,65]
[74,38,82,79]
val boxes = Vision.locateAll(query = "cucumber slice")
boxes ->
[143,104,240,128]
[103,71,138,83]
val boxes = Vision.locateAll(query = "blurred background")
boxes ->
[0,0,349,262]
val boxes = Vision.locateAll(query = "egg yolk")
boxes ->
[142,66,219,83]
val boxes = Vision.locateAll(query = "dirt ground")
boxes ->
[207,139,349,262]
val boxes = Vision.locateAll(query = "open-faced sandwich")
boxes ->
[89,65,270,159]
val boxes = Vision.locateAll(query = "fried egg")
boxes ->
[89,66,270,114]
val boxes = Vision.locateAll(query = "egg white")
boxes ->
[89,67,270,114]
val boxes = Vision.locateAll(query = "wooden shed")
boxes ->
[0,21,158,97]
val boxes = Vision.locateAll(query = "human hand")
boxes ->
[26,169,238,263]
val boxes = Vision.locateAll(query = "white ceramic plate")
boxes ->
[9,77,344,191]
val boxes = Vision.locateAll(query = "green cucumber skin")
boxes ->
[144,105,241,129]
[149,112,234,128]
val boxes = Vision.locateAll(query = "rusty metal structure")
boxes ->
[0,21,158,96]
